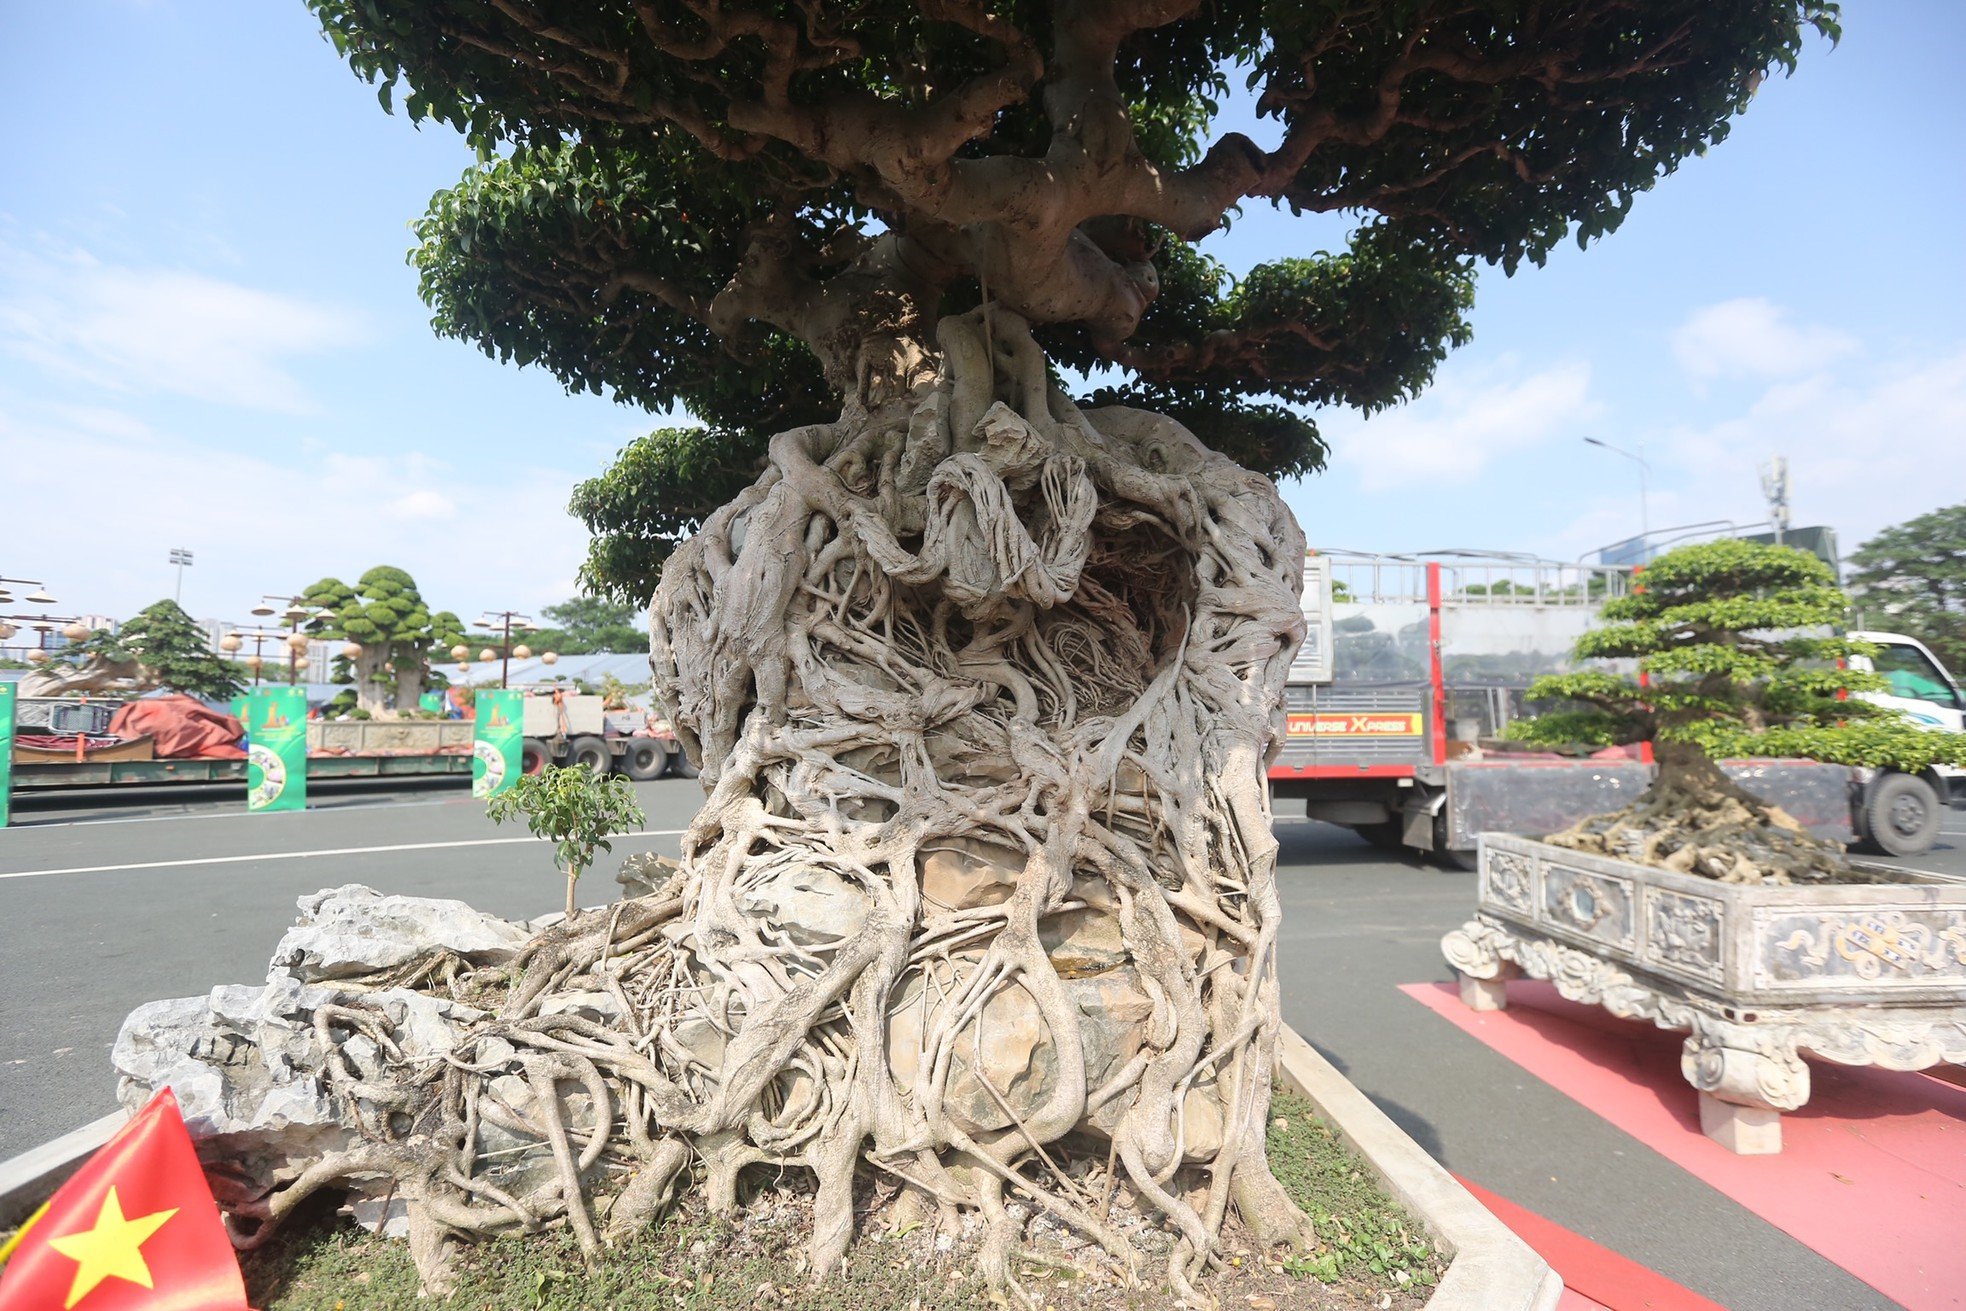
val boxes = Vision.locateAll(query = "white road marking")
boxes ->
[0,830,688,882]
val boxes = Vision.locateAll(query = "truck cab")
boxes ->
[1844,630,1966,853]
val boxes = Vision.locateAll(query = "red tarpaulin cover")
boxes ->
[107,697,247,759]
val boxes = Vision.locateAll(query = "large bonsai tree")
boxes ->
[277,0,1838,1296]
[1507,540,1966,882]
[299,567,466,713]
[56,601,244,702]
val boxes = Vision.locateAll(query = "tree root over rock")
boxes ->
[1544,747,1851,885]
[210,311,1315,1308]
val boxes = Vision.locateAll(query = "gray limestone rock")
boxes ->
[269,883,529,982]
[112,891,498,1214]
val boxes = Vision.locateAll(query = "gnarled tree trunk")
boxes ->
[208,311,1312,1305]
[641,308,1310,1295]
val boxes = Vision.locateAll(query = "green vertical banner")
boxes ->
[245,686,308,812]
[0,682,15,828]
[473,689,523,799]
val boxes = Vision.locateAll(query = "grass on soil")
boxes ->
[3,1093,1444,1310]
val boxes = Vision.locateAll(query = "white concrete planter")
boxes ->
[1444,832,1966,1153]
[4,1031,1558,1311]
[305,721,473,756]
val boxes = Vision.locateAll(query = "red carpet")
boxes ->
[1403,980,1966,1310]
[1455,1174,1725,1311]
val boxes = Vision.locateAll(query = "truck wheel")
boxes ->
[567,735,612,774]
[669,750,700,779]
[1863,772,1943,856]
[623,739,669,781]
[520,740,550,776]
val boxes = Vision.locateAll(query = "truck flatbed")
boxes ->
[14,753,473,789]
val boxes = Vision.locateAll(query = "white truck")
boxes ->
[1844,630,1966,854]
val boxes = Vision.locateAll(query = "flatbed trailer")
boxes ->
[13,752,473,790]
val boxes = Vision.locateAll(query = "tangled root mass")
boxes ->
[218,311,1312,1305]
[1545,744,1851,885]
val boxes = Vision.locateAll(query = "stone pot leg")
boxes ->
[1443,920,1521,1011]
[1681,1020,1810,1155]
[1460,969,1520,1012]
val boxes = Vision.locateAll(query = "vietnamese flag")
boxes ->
[0,1089,252,1311]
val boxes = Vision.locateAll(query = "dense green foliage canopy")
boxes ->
[300,566,467,707]
[527,596,648,655]
[1850,502,1966,675]
[64,600,244,702]
[310,0,1838,601]
[1508,540,1966,773]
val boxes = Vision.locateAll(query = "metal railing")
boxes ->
[1312,549,1632,607]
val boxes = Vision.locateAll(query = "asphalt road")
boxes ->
[3,779,1961,1309]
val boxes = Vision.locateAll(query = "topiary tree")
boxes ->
[283,0,1839,1296]
[300,567,467,713]
[1507,540,1966,883]
[60,601,244,702]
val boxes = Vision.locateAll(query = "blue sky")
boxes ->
[2,2,1962,628]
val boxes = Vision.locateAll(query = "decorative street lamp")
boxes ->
[0,576,64,658]
[470,609,555,688]
[255,594,335,684]
[0,575,59,607]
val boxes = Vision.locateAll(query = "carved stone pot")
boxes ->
[1443,833,1966,1154]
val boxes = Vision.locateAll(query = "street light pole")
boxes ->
[1583,437,1651,556]
[169,548,194,604]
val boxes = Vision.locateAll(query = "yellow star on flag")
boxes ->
[45,1186,179,1309]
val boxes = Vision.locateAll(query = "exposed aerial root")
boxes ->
[1545,752,1850,885]
[222,310,1314,1305]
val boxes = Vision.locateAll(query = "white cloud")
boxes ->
[386,490,459,522]
[1657,344,1966,552]
[0,405,589,623]
[0,240,363,413]
[1670,297,1858,382]
[1321,356,1601,493]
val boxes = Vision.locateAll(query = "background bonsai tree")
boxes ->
[1507,540,1966,882]
[1850,502,1966,674]
[300,567,467,714]
[276,0,1840,1296]
[55,600,243,702]
[486,765,647,919]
